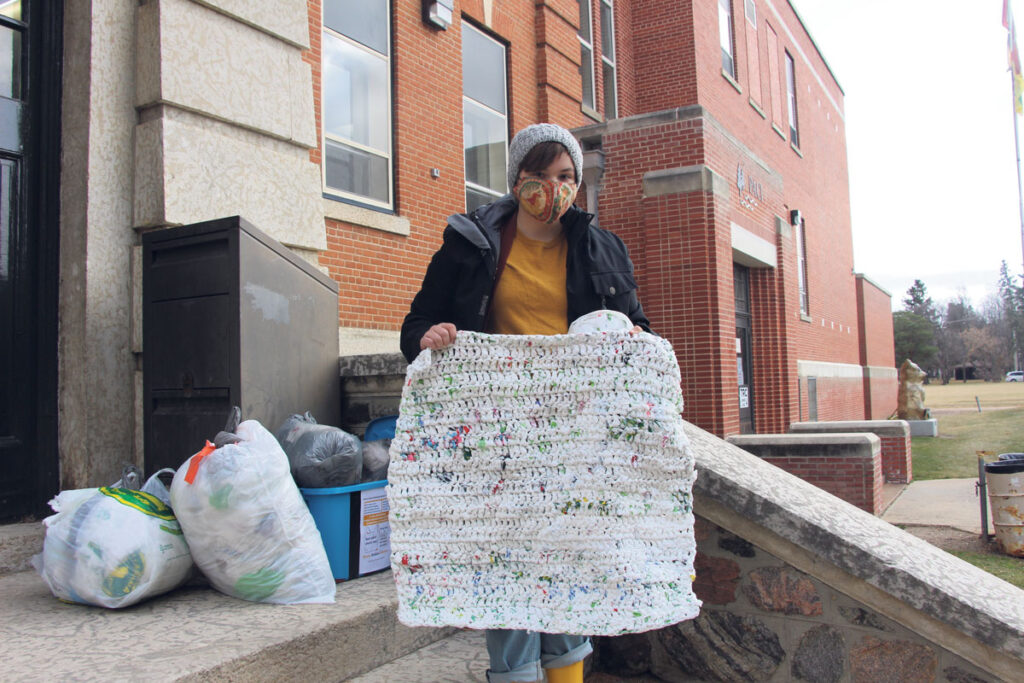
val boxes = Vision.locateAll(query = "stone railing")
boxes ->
[790,419,913,484]
[593,423,1023,682]
[726,433,883,514]
[338,352,407,437]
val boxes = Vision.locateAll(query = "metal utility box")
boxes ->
[142,216,340,473]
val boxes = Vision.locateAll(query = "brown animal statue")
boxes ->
[897,359,929,420]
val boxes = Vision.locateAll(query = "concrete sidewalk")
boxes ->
[882,477,989,535]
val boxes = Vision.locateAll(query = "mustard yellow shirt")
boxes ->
[490,230,569,335]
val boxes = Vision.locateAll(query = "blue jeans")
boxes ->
[484,629,592,682]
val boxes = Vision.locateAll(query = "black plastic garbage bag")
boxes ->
[275,412,363,488]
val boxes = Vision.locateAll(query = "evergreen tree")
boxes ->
[893,311,938,371]
[902,279,938,323]
[997,260,1024,370]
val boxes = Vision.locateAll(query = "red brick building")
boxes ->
[310,0,896,437]
[3,0,899,518]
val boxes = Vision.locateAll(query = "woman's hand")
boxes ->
[420,323,458,351]
[629,325,643,335]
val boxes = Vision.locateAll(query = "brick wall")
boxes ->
[857,274,897,419]
[307,0,589,337]
[729,433,883,514]
[306,0,893,439]
[880,433,912,484]
[760,452,882,514]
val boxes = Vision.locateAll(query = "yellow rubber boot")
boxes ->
[546,661,583,683]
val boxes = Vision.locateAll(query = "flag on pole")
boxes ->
[1007,0,1024,114]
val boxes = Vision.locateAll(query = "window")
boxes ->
[322,0,392,208]
[578,0,595,111]
[600,0,617,118]
[744,0,761,105]
[463,24,508,212]
[766,23,784,131]
[719,0,735,78]
[785,51,799,147]
[795,217,808,315]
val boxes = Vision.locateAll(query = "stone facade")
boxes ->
[593,518,999,683]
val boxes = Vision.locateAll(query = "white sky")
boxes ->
[790,0,1024,311]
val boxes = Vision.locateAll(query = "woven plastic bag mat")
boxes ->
[387,331,700,635]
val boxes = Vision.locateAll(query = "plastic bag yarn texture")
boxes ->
[275,412,363,488]
[34,483,193,608]
[170,420,336,604]
[387,331,700,635]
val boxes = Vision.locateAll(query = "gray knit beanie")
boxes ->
[506,123,584,191]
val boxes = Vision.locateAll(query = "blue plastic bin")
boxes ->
[301,480,390,581]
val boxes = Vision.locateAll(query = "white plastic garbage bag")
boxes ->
[170,419,335,604]
[33,471,193,608]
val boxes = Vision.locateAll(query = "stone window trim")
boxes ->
[722,69,742,94]
[323,196,410,236]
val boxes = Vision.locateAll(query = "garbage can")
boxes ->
[301,481,391,580]
[984,457,1024,557]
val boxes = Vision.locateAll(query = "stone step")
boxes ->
[349,628,490,682]
[0,521,44,575]
[0,568,453,681]
[349,629,664,683]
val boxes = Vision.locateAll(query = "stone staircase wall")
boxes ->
[726,433,883,514]
[337,352,1023,682]
[790,420,913,484]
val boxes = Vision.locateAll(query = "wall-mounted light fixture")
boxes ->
[424,0,454,29]
[790,209,802,226]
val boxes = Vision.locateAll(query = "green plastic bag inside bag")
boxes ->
[33,472,194,608]
[170,419,335,605]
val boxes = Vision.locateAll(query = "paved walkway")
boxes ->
[882,477,989,535]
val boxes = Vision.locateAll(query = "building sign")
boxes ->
[736,164,765,210]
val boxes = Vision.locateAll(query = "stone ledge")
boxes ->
[688,421,1024,680]
[909,419,939,437]
[0,569,452,681]
[790,420,909,438]
[0,522,44,576]
[339,352,409,378]
[727,432,880,458]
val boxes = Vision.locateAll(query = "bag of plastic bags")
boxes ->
[361,439,391,483]
[275,412,363,488]
[33,469,193,608]
[170,419,335,604]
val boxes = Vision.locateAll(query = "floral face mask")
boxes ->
[513,177,577,224]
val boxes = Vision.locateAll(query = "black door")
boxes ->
[0,0,61,520]
[734,264,754,434]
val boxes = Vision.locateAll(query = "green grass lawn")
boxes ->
[912,407,1024,480]
[907,382,1024,587]
[949,550,1024,590]
[922,379,1024,411]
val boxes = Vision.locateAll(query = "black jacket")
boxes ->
[400,194,651,363]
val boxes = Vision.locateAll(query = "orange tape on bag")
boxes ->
[184,441,216,484]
